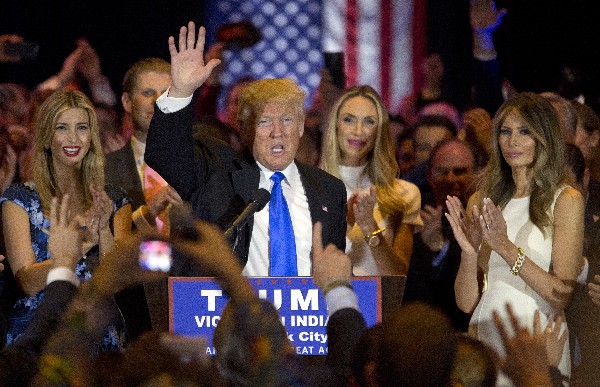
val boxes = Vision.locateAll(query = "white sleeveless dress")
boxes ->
[469,188,570,386]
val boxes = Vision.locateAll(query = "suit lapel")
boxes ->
[296,161,324,225]
[229,166,261,262]
[125,142,144,196]
[232,167,260,204]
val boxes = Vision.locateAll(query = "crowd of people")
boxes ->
[1,0,600,385]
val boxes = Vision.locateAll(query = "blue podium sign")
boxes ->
[169,277,381,356]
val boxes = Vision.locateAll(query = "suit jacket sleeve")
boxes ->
[326,308,366,380]
[0,281,77,387]
[145,101,206,201]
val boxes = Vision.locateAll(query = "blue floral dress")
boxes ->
[0,182,131,352]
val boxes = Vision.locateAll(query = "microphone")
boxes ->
[224,188,271,239]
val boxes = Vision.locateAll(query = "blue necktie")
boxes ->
[269,172,297,276]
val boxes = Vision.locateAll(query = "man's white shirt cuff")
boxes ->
[156,88,193,113]
[46,267,80,287]
[325,286,360,316]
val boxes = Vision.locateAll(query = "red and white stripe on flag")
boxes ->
[322,0,427,111]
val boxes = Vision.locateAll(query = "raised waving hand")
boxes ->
[168,21,222,98]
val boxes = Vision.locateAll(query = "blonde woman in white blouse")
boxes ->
[320,85,422,275]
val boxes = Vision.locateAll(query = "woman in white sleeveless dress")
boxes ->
[445,92,584,386]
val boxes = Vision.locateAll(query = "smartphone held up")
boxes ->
[139,240,172,272]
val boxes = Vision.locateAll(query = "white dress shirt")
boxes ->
[243,161,313,276]
[130,135,146,184]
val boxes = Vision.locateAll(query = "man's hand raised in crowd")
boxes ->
[311,222,352,291]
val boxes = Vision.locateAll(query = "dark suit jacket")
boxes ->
[105,141,145,211]
[145,100,347,269]
[404,187,470,332]
[0,280,77,387]
[566,179,600,386]
[104,141,154,340]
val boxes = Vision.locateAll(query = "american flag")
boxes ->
[205,0,425,111]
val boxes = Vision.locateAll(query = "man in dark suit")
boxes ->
[404,139,477,332]
[145,22,346,275]
[564,143,600,386]
[105,58,185,339]
[105,57,182,229]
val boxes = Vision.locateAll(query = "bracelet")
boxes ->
[321,278,353,296]
[364,227,386,242]
[510,247,526,276]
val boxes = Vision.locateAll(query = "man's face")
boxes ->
[428,142,475,205]
[414,125,452,164]
[224,81,250,133]
[574,123,600,161]
[252,102,304,171]
[121,71,171,139]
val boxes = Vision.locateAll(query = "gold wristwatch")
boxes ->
[365,228,386,247]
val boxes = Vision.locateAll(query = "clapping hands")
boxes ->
[80,185,113,253]
[348,186,378,234]
[446,196,510,258]
[48,195,84,269]
[477,197,510,253]
[445,195,482,257]
[420,204,444,251]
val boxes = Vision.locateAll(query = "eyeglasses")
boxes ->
[431,167,471,177]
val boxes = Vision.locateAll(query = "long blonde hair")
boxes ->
[33,90,105,210]
[479,92,565,235]
[321,85,405,223]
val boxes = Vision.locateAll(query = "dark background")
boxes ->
[2,0,600,110]
[0,0,205,93]
[428,0,600,107]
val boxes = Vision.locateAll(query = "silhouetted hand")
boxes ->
[470,0,506,32]
[76,39,103,83]
[493,304,553,386]
[311,222,351,291]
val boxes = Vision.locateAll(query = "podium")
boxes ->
[380,275,406,321]
[144,275,406,351]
